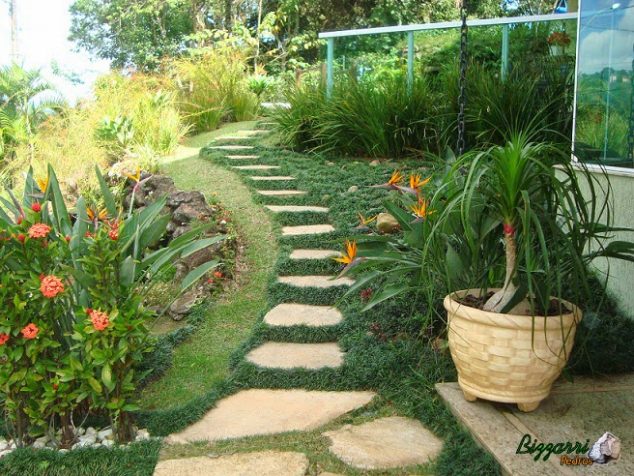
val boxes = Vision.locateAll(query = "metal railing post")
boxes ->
[407,31,414,93]
[501,24,509,80]
[327,38,334,98]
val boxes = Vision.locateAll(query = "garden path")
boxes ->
[157,124,443,474]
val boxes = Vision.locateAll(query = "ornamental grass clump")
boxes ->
[0,165,223,446]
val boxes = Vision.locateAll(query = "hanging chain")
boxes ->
[627,45,634,162]
[457,1,468,156]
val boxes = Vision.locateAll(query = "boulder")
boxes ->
[169,290,200,320]
[376,213,400,234]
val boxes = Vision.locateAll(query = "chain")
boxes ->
[457,2,468,156]
[627,46,634,162]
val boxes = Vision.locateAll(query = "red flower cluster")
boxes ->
[31,202,42,212]
[21,323,39,340]
[87,309,110,331]
[108,221,119,241]
[0,333,9,345]
[28,223,52,239]
[40,275,65,299]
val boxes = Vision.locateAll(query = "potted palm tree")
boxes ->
[340,133,634,412]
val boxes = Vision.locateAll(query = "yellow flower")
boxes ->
[387,170,404,187]
[87,207,108,222]
[125,166,141,183]
[409,174,431,190]
[357,213,377,226]
[334,240,357,265]
[36,176,49,193]
[411,198,432,220]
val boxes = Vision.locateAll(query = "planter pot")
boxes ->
[444,289,582,412]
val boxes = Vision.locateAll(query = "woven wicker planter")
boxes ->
[444,289,582,412]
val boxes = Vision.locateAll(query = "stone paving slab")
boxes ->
[250,176,296,181]
[217,136,255,140]
[208,145,254,150]
[166,389,376,444]
[266,205,329,213]
[278,275,354,288]
[257,190,307,197]
[436,375,634,475]
[226,155,259,160]
[246,342,344,369]
[237,130,267,136]
[232,165,280,171]
[153,451,308,476]
[282,224,335,236]
[324,416,443,470]
[290,249,340,260]
[263,303,343,327]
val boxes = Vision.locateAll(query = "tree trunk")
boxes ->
[114,410,135,443]
[483,230,517,312]
[59,412,77,449]
[224,0,232,30]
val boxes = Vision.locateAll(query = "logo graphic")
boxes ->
[516,432,622,466]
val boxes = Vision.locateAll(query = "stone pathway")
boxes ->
[158,124,442,475]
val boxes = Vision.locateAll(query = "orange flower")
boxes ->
[87,207,108,222]
[387,170,404,187]
[411,198,432,220]
[88,309,110,331]
[0,333,9,345]
[36,176,49,193]
[125,167,141,183]
[409,174,431,190]
[16,233,26,243]
[21,323,39,340]
[40,275,65,299]
[334,240,357,265]
[28,223,52,239]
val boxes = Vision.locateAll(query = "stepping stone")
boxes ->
[246,342,344,369]
[266,205,329,213]
[257,190,307,197]
[208,145,254,150]
[250,176,296,181]
[226,155,259,160]
[277,275,354,288]
[232,165,280,171]
[323,416,443,470]
[290,249,340,260]
[153,451,308,476]
[237,130,267,136]
[263,303,343,327]
[166,389,376,444]
[282,224,335,236]
[217,136,255,140]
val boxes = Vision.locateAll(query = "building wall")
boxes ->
[585,169,634,317]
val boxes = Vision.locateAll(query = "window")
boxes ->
[574,0,634,168]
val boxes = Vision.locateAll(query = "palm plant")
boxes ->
[0,64,62,164]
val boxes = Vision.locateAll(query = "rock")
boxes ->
[154,451,309,476]
[166,389,376,444]
[281,225,335,236]
[326,161,335,166]
[376,213,400,234]
[175,245,219,280]
[277,275,354,289]
[136,429,150,441]
[33,436,48,449]
[144,175,176,199]
[166,191,207,209]
[263,303,343,327]
[97,428,113,441]
[369,160,380,166]
[0,449,13,458]
[589,432,621,464]
[77,427,86,436]
[323,416,443,470]
[169,290,199,320]
[172,203,212,225]
[246,342,344,369]
[85,427,97,437]
[288,249,339,260]
[347,185,359,193]
[0,439,7,451]
[101,439,114,448]
[59,449,69,453]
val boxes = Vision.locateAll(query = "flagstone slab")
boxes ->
[237,130,267,136]
[266,205,329,213]
[232,165,280,171]
[153,451,308,476]
[277,275,354,288]
[166,389,376,444]
[217,136,255,140]
[282,224,335,236]
[263,303,343,327]
[257,190,307,197]
[246,342,344,369]
[226,155,260,160]
[323,416,443,470]
[208,145,254,150]
[290,249,340,260]
[250,176,296,181]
